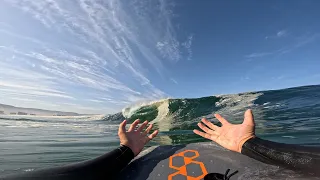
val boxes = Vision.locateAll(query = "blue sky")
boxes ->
[0,0,319,114]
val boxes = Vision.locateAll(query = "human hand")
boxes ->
[193,109,256,153]
[118,119,159,156]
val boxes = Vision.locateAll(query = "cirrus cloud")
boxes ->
[0,0,193,114]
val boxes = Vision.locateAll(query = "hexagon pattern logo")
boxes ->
[168,150,208,180]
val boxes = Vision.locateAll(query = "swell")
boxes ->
[116,85,320,143]
[120,92,263,124]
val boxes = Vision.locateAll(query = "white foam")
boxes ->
[150,100,170,124]
[122,99,169,118]
[214,92,266,121]
[23,169,34,172]
[215,92,263,113]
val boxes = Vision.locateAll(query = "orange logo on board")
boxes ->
[168,150,208,180]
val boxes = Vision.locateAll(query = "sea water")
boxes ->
[1,85,320,175]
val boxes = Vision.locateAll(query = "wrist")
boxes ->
[120,141,132,150]
[120,144,135,158]
[239,135,255,153]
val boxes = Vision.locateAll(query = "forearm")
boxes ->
[2,145,134,180]
[241,137,320,176]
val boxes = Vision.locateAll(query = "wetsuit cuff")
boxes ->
[239,135,255,153]
[241,137,258,154]
[119,144,135,160]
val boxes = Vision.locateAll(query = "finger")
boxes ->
[137,120,148,132]
[193,129,217,140]
[118,120,127,134]
[214,114,229,125]
[198,122,215,134]
[128,119,140,132]
[201,118,219,130]
[143,123,153,135]
[148,130,158,140]
[243,109,255,126]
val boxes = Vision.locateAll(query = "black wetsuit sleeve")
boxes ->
[1,145,134,180]
[241,137,320,176]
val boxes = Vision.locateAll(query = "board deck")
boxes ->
[117,142,309,180]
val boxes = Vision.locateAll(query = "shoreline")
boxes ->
[0,114,106,119]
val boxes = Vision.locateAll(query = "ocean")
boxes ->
[1,85,320,176]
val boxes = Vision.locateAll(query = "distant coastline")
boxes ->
[0,103,88,116]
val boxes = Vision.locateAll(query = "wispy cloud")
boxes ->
[240,76,250,81]
[276,75,285,80]
[182,34,193,61]
[245,52,273,59]
[247,33,320,60]
[277,30,287,37]
[0,21,13,29]
[170,78,178,84]
[0,0,193,113]
[265,29,288,39]
[88,99,104,103]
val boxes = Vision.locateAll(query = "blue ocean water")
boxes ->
[0,85,320,175]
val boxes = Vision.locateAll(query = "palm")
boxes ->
[193,109,255,153]
[118,119,158,156]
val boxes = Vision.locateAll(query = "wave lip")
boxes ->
[122,99,169,119]
[119,92,264,128]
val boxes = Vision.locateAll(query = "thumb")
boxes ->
[118,120,127,134]
[243,109,255,126]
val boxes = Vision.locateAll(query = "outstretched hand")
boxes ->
[118,119,158,156]
[193,109,256,153]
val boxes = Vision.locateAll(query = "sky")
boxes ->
[0,0,320,114]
